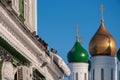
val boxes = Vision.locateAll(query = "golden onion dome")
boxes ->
[89,20,116,56]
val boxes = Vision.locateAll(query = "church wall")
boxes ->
[117,62,120,80]
[90,56,117,80]
[24,0,37,33]
[11,0,20,15]
[68,63,88,80]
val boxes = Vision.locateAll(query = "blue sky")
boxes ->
[37,0,120,79]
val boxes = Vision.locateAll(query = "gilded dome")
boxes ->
[89,20,116,56]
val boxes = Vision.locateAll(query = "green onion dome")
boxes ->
[67,41,89,63]
[117,48,120,61]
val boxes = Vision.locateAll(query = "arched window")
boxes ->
[76,72,78,80]
[73,72,74,80]
[119,71,120,80]
[101,68,104,80]
[14,72,17,80]
[19,0,25,22]
[111,68,113,80]
[93,69,95,80]
[84,73,87,80]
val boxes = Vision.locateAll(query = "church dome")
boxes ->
[67,26,89,63]
[67,41,89,63]
[89,20,116,57]
[117,49,120,61]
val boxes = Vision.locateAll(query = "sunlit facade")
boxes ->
[0,0,70,80]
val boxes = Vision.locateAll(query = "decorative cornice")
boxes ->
[0,5,64,79]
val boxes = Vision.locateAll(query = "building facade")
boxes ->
[0,0,70,80]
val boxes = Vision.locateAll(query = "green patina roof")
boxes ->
[33,69,46,80]
[67,41,89,63]
[0,61,3,80]
[117,48,120,61]
[0,37,29,63]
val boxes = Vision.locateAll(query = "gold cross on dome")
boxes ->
[79,36,82,44]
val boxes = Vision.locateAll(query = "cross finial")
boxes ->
[76,24,79,42]
[100,4,104,21]
[79,36,82,44]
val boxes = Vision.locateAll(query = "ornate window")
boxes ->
[101,68,104,80]
[118,71,120,80]
[18,67,23,80]
[14,72,17,80]
[76,72,78,80]
[111,68,113,80]
[19,0,25,22]
[72,72,74,80]
[85,73,87,80]
[32,69,46,80]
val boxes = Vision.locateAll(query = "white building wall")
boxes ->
[21,66,31,80]
[68,63,88,80]
[2,62,15,80]
[11,0,20,15]
[24,0,37,33]
[90,56,117,80]
[88,71,91,80]
[11,0,37,33]
[117,62,120,80]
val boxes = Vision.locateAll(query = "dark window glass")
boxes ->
[111,69,113,80]
[119,71,120,80]
[101,68,104,80]
[76,72,78,80]
[85,73,87,80]
[93,69,95,80]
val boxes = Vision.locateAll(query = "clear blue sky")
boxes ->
[37,0,120,80]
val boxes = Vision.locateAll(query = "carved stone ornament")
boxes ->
[2,61,15,80]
